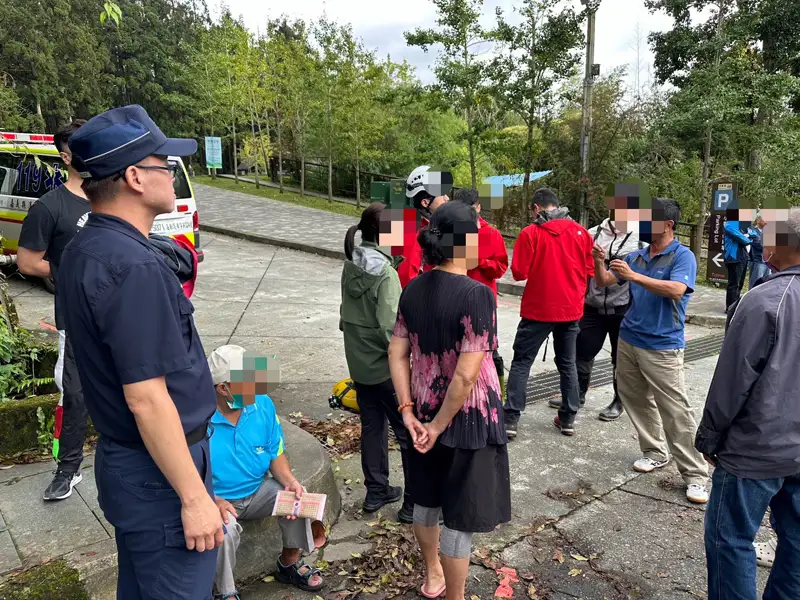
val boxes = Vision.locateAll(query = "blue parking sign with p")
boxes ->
[713,189,734,211]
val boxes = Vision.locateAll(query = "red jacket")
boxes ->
[398,214,433,288]
[511,217,593,322]
[467,218,508,298]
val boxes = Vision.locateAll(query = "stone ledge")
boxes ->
[20,421,340,600]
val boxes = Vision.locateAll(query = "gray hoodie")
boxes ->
[696,265,800,479]
[339,242,402,385]
[584,219,643,314]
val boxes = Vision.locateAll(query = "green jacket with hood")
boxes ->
[339,241,402,385]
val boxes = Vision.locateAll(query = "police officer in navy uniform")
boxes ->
[58,105,224,599]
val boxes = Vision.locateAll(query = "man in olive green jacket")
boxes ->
[340,240,413,523]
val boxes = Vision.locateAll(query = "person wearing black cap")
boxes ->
[58,105,223,599]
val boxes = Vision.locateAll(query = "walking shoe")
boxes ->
[553,416,575,436]
[632,457,670,473]
[363,485,403,513]
[214,594,241,600]
[754,539,777,568]
[398,501,414,525]
[43,470,83,501]
[598,399,624,421]
[549,397,585,409]
[505,418,518,440]
[686,484,709,504]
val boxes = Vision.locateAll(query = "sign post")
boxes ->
[706,181,736,285]
[204,136,222,177]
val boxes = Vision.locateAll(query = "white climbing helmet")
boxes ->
[405,165,431,199]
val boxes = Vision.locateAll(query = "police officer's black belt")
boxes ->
[107,422,209,450]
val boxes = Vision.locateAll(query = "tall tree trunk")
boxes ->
[228,69,238,183]
[696,125,713,258]
[466,105,477,189]
[521,104,536,224]
[694,0,728,258]
[274,99,284,193]
[355,122,361,208]
[327,90,333,202]
[248,95,260,189]
[300,150,306,196]
[254,107,269,187]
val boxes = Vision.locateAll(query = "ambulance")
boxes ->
[0,131,203,288]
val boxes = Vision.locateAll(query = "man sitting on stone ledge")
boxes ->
[207,345,325,600]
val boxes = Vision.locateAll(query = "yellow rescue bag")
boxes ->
[328,378,360,413]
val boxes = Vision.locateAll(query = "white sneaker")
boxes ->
[754,539,777,568]
[633,456,670,473]
[686,483,709,504]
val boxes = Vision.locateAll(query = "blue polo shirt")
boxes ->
[209,396,285,500]
[58,213,216,444]
[618,239,696,351]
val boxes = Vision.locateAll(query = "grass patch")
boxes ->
[193,176,363,219]
[0,559,88,600]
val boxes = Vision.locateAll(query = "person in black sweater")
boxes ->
[389,202,511,600]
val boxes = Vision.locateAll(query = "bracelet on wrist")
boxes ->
[397,402,414,413]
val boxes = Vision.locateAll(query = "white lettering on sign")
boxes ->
[0,196,36,211]
[150,217,192,235]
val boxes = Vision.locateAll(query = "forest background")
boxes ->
[1,0,798,234]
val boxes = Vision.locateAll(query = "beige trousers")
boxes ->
[616,338,708,486]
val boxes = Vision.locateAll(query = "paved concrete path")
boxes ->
[194,183,728,325]
[3,232,759,599]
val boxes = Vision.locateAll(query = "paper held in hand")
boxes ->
[271,491,327,521]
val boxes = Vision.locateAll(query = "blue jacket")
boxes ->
[747,226,764,263]
[723,221,751,263]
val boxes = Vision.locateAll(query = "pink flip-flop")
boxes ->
[420,583,446,599]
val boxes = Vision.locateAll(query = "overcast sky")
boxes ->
[221,0,676,91]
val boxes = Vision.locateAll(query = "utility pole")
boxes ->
[579,0,599,227]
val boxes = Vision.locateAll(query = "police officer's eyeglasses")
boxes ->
[114,162,179,181]
[133,162,180,176]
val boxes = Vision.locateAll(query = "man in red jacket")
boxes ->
[454,187,510,394]
[397,165,450,288]
[453,188,509,296]
[505,188,594,438]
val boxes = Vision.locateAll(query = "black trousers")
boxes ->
[354,378,412,506]
[726,262,748,310]
[575,310,625,404]
[506,319,581,422]
[55,331,88,473]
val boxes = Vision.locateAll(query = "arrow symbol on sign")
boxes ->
[712,253,724,268]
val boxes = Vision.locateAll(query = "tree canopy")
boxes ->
[1,0,797,226]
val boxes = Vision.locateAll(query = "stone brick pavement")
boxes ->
[194,183,728,324]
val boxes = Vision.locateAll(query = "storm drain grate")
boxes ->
[524,331,726,404]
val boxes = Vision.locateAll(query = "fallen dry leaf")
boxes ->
[570,553,589,561]
[568,568,582,577]
[553,549,565,564]
[519,572,535,581]
[527,584,539,600]
[263,575,275,583]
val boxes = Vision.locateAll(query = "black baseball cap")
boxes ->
[68,104,197,180]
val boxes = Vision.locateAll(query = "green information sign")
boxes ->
[205,136,222,170]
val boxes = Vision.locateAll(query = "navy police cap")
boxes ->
[68,104,197,180]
